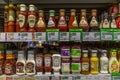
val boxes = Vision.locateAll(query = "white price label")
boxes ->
[81,75,86,80]
[62,76,68,80]
[19,33,32,41]
[14,76,25,80]
[42,76,50,80]
[0,33,5,42]
[103,74,111,80]
[35,76,42,80]
[51,76,60,80]
[70,32,81,41]
[101,32,113,40]
[112,76,120,80]
[60,32,69,41]
[34,32,46,41]
[7,33,19,42]
[74,76,81,80]
[47,32,59,41]
[114,32,120,40]
[86,75,93,80]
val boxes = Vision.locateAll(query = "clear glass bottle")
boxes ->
[102,12,110,28]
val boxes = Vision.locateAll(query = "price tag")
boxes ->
[46,29,59,41]
[60,32,69,41]
[81,75,86,80]
[25,76,35,80]
[86,75,93,80]
[42,76,50,80]
[0,33,5,42]
[114,32,120,41]
[34,32,46,41]
[69,29,82,41]
[51,76,60,80]
[6,33,19,42]
[112,76,120,80]
[103,74,111,80]
[6,76,13,80]
[35,76,42,80]
[62,76,68,80]
[18,32,32,41]
[74,76,81,80]
[82,32,100,41]
[14,76,25,80]
[101,32,113,41]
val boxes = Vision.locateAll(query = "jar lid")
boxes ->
[59,9,65,12]
[81,9,86,12]
[71,9,76,12]
[49,10,55,13]
[91,9,97,12]
[91,50,97,53]
[82,50,88,53]
[39,10,44,13]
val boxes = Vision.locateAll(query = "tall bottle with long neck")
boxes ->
[58,9,67,31]
[89,9,99,31]
[79,9,89,31]
[68,9,78,29]
[102,12,110,28]
[110,13,117,28]
[36,10,46,32]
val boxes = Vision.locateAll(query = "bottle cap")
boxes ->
[71,9,76,12]
[9,3,14,8]
[4,5,8,9]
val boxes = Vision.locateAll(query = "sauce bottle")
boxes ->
[117,3,120,28]
[52,54,61,74]
[8,4,15,32]
[81,50,89,74]
[36,10,46,32]
[36,50,44,74]
[90,50,99,74]
[0,51,4,75]
[110,13,117,28]
[16,51,26,75]
[100,50,108,73]
[58,9,67,31]
[4,50,16,75]
[109,49,119,73]
[89,9,99,31]
[28,4,36,32]
[18,4,27,32]
[44,53,52,74]
[79,9,89,31]
[68,9,78,29]
[102,12,110,28]
[47,10,57,28]
[4,5,9,32]
[25,50,36,75]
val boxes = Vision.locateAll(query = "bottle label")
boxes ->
[111,19,117,28]
[48,17,55,27]
[91,61,98,72]
[18,14,25,28]
[71,49,81,57]
[82,62,89,71]
[110,60,119,72]
[28,15,36,28]
[71,63,80,71]
[62,63,70,72]
[37,17,45,27]
[45,57,51,67]
[36,57,42,67]
[79,17,88,27]
[90,17,98,26]
[100,60,108,72]
[103,19,109,28]
[58,16,67,27]
[61,49,70,56]
[25,62,35,73]
[0,65,3,74]
[5,63,13,74]
[16,62,24,73]
[53,56,61,68]
[72,17,78,27]
[8,10,15,21]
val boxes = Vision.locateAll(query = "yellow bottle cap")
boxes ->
[4,5,8,9]
[9,3,14,8]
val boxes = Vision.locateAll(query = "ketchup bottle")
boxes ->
[28,4,36,32]
[36,10,46,32]
[18,4,27,32]
[58,9,68,31]
[47,10,57,29]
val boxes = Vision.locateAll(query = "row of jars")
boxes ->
[0,48,120,75]
[4,4,120,32]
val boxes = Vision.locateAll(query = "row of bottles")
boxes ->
[0,47,120,75]
[4,4,120,32]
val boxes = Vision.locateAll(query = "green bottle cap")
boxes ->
[49,10,55,16]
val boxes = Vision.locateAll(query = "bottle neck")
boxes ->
[17,53,24,60]
[83,53,88,58]
[92,52,97,57]
[27,53,34,60]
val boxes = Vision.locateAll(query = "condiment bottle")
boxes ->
[71,58,80,74]
[28,4,36,32]
[16,51,26,75]
[58,9,68,31]
[89,9,99,31]
[102,12,110,28]
[47,10,57,28]
[36,10,46,32]
[4,5,9,32]
[8,4,15,32]
[117,3,120,28]
[100,50,108,73]
[79,9,89,31]
[61,58,70,74]
[25,50,36,75]
[0,51,4,75]
[36,51,43,74]
[110,13,117,28]
[109,49,119,73]
[44,54,52,74]
[4,50,15,75]
[18,4,27,32]
[90,50,99,74]
[81,50,89,74]
[68,9,78,29]
[52,54,61,74]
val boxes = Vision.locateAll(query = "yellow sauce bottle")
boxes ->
[90,50,99,74]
